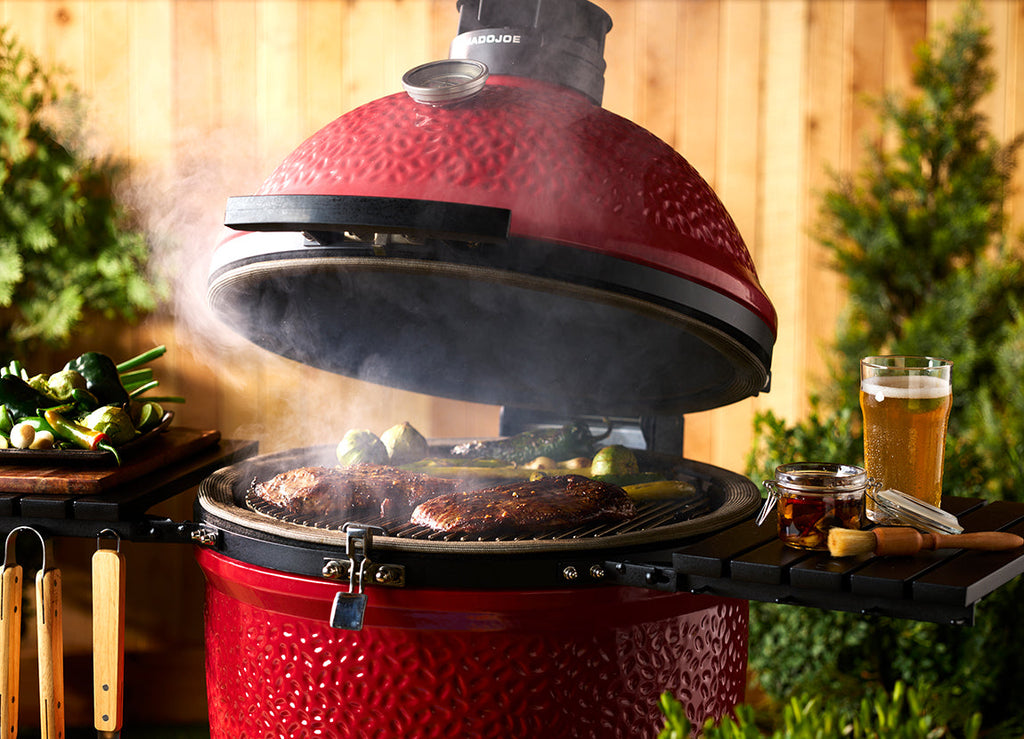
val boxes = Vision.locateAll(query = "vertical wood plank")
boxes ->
[256,0,303,166]
[704,0,764,469]
[83,1,129,148]
[127,1,173,167]
[758,0,809,426]
[844,0,888,170]
[601,0,637,118]
[302,0,346,131]
[173,1,218,138]
[802,0,848,392]
[888,0,928,91]
[675,0,723,463]
[1005,0,1024,238]
[676,0,721,182]
[632,0,679,146]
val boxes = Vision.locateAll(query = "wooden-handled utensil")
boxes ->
[1,530,25,738]
[35,535,64,739]
[828,526,1024,557]
[93,532,126,738]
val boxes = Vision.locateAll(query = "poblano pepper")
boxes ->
[449,420,611,465]
[64,352,130,407]
[0,374,55,422]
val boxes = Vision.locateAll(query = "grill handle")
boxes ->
[224,195,511,244]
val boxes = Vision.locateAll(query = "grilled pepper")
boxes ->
[64,352,130,407]
[449,420,609,465]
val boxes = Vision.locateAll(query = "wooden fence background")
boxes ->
[2,0,1023,725]
[4,0,1023,470]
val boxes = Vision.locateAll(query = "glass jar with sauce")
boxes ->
[759,463,872,551]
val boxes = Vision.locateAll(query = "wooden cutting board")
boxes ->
[0,427,222,495]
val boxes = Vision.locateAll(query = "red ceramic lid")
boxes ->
[209,76,775,416]
[251,76,775,334]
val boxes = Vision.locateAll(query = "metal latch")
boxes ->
[328,524,395,631]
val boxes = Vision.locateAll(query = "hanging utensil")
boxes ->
[34,532,64,739]
[92,530,125,739]
[1,529,25,738]
[1,526,64,739]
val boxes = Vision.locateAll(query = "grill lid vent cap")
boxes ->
[402,60,490,106]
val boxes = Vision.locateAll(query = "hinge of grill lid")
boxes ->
[326,524,404,631]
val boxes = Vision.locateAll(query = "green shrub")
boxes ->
[658,681,983,739]
[0,25,163,355]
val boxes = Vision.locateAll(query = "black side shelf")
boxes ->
[606,496,1024,626]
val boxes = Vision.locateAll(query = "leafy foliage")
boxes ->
[658,682,983,739]
[0,25,162,356]
[745,2,1024,734]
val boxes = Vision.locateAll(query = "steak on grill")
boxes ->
[251,464,460,520]
[410,474,637,537]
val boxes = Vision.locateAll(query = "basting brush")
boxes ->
[828,526,1024,558]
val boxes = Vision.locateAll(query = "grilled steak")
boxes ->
[410,474,637,537]
[251,464,459,520]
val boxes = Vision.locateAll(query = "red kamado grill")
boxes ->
[3,1,1023,736]
[200,0,775,736]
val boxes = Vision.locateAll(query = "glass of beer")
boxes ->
[860,356,952,509]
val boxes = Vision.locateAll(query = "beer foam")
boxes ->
[861,374,950,399]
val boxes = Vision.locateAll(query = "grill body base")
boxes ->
[197,547,747,738]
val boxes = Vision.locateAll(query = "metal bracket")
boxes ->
[321,523,404,588]
[603,559,678,592]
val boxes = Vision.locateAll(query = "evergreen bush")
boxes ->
[745,3,1024,735]
[0,25,162,356]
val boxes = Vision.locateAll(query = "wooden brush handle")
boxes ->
[873,527,1024,555]
[926,531,1024,551]
[0,564,22,738]
[36,567,64,739]
[92,548,126,735]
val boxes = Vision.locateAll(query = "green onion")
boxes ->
[116,345,167,373]
[127,380,159,398]
[118,368,153,386]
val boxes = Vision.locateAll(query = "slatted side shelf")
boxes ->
[670,497,1024,626]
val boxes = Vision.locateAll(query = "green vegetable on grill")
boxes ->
[380,421,429,464]
[590,445,639,477]
[448,420,611,465]
[337,429,389,467]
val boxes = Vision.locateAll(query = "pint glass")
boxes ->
[860,356,952,508]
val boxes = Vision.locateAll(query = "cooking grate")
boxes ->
[244,486,713,544]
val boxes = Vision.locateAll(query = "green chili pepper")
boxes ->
[64,352,130,407]
[71,387,99,412]
[43,409,111,451]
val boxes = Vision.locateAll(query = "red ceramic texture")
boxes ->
[197,547,748,738]
[249,76,776,334]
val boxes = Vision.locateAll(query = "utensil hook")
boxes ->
[96,529,122,553]
[4,526,53,572]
